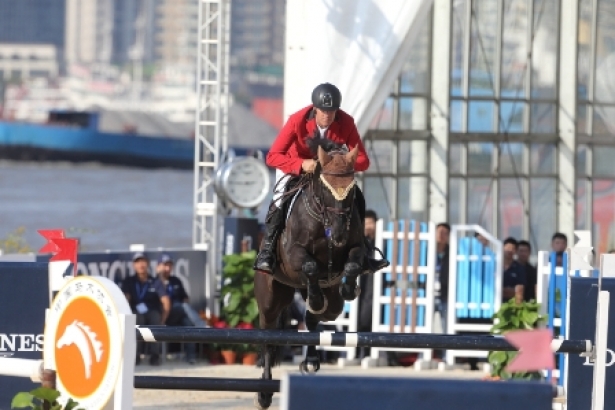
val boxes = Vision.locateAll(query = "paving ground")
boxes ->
[132,360,487,410]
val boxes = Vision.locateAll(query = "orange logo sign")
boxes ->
[55,297,109,397]
[45,276,126,408]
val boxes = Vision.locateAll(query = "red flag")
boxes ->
[505,329,555,373]
[37,229,65,253]
[49,238,79,276]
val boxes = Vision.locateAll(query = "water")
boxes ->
[0,161,195,252]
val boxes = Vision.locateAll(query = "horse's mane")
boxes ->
[306,137,345,157]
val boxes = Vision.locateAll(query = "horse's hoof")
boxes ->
[306,294,328,315]
[300,358,321,374]
[340,284,361,301]
[254,392,272,409]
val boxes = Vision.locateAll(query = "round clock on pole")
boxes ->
[214,151,271,211]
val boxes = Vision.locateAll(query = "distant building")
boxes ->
[230,0,285,100]
[0,44,59,80]
[0,0,66,62]
[65,0,114,65]
[154,0,198,85]
[112,0,157,66]
[231,0,284,68]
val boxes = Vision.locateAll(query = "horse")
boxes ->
[254,139,366,409]
[56,320,104,379]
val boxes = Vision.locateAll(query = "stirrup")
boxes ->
[367,258,389,272]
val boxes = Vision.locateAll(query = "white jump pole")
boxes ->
[591,290,609,410]
[591,253,615,410]
[0,358,43,382]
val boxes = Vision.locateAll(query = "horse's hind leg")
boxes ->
[300,310,321,373]
[340,246,363,301]
[254,272,294,410]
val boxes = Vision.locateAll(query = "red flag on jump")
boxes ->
[504,329,555,373]
[37,229,65,253]
[38,230,79,276]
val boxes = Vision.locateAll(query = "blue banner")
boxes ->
[567,277,615,410]
[0,263,49,410]
[37,249,208,311]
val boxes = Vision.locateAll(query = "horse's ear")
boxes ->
[318,146,331,166]
[345,145,359,163]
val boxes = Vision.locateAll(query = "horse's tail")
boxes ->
[256,306,289,368]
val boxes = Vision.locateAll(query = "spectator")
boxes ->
[502,237,525,304]
[434,223,451,327]
[517,240,537,301]
[357,209,378,359]
[122,253,170,365]
[157,254,197,364]
[433,222,450,361]
[551,232,568,267]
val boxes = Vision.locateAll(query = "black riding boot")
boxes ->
[254,205,285,273]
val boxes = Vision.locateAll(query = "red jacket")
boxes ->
[266,105,370,175]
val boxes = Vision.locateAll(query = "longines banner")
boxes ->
[37,249,209,312]
[567,277,615,410]
[0,262,49,410]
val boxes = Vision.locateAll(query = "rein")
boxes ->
[277,155,356,284]
[309,165,356,284]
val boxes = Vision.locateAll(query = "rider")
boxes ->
[254,82,388,275]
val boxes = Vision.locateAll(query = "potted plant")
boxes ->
[220,250,260,364]
[211,319,239,364]
[12,387,82,410]
[235,322,259,365]
[485,298,547,381]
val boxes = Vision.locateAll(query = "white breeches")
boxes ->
[272,169,292,208]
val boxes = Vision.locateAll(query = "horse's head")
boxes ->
[316,144,358,246]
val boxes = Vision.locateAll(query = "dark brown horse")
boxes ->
[254,140,365,409]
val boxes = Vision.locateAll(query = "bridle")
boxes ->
[315,167,356,248]
[307,154,357,283]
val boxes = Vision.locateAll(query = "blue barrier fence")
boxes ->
[455,237,497,320]
[382,220,429,328]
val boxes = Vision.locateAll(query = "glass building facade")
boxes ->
[361,0,615,254]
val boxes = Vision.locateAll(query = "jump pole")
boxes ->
[135,327,591,353]
[134,376,279,393]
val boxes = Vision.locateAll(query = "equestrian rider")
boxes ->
[254,82,388,275]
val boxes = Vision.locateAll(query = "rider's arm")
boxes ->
[345,119,370,172]
[266,115,304,175]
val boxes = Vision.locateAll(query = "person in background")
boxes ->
[608,249,615,254]
[517,240,537,301]
[157,254,197,364]
[502,238,526,304]
[551,232,568,267]
[433,222,450,361]
[122,253,170,365]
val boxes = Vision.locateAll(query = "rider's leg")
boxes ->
[354,187,389,273]
[254,170,290,273]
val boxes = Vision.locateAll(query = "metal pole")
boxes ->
[134,376,564,397]
[135,327,592,353]
[134,376,279,393]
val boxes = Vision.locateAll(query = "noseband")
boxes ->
[314,169,356,248]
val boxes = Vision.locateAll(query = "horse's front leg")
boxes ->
[301,253,328,314]
[340,246,363,301]
[300,310,321,373]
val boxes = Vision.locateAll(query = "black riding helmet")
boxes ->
[311,83,341,111]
